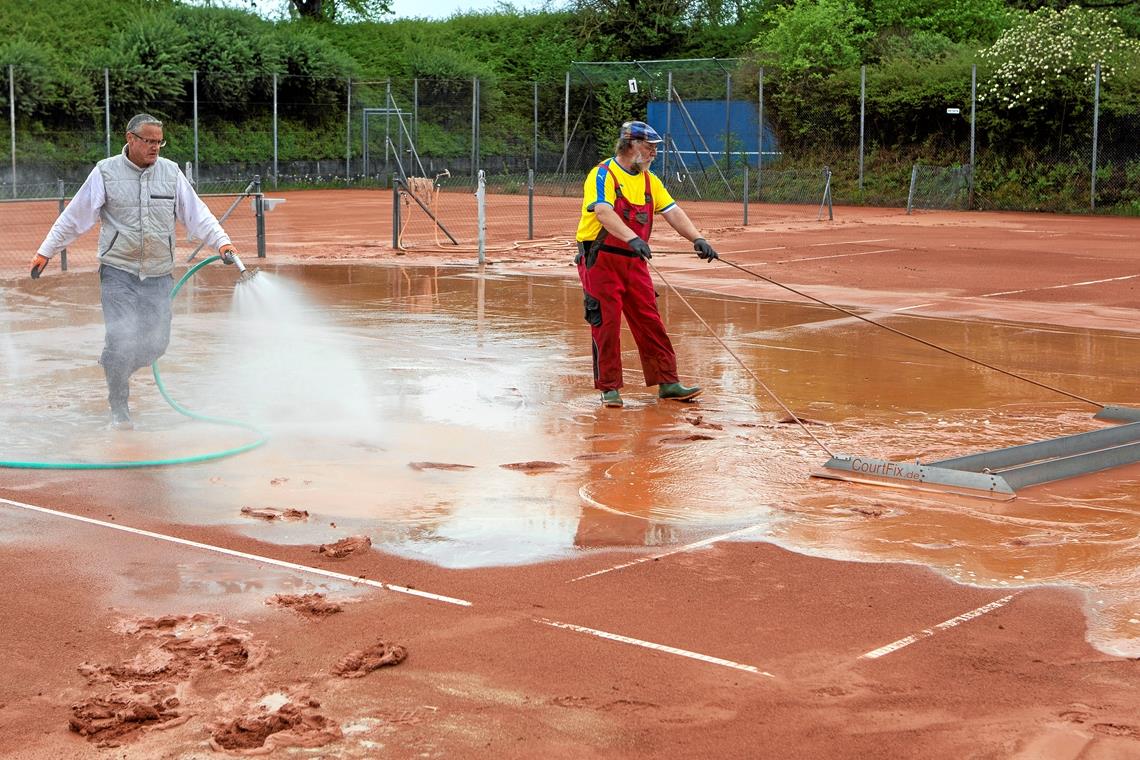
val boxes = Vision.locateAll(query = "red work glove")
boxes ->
[219,243,238,265]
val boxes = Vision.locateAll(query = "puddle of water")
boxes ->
[3,263,1139,655]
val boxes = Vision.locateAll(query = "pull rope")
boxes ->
[713,257,1104,410]
[646,260,836,458]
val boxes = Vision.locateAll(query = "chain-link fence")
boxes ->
[1,58,1137,260]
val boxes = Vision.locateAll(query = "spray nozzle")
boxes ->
[227,252,259,285]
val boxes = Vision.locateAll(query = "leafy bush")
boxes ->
[752,0,871,74]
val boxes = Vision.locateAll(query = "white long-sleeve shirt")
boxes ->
[37,166,231,258]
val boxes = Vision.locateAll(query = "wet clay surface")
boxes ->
[2,199,1140,757]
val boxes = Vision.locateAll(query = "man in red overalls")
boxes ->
[575,120,720,408]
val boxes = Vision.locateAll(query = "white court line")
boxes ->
[809,238,890,247]
[537,618,774,676]
[980,273,1140,298]
[892,303,935,312]
[0,496,472,607]
[776,248,898,265]
[569,524,766,582]
[859,594,1017,660]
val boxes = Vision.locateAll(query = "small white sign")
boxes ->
[628,79,638,94]
[946,107,961,115]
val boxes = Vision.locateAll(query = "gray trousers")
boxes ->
[99,265,173,412]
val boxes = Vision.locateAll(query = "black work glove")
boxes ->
[627,237,652,260]
[694,238,718,262]
[30,254,49,279]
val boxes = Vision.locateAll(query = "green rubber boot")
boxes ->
[600,389,624,408]
[658,382,702,401]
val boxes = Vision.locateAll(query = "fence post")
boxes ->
[471,77,478,177]
[346,78,352,180]
[742,163,749,225]
[532,80,538,172]
[272,74,279,189]
[57,179,68,270]
[192,71,199,186]
[104,68,111,158]
[664,71,673,180]
[561,71,569,178]
[757,67,764,199]
[858,65,865,193]
[968,64,977,209]
[724,71,731,173]
[527,168,534,239]
[906,164,919,214]
[1091,62,1101,212]
[253,176,266,259]
[8,65,15,199]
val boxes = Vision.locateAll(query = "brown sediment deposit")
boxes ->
[657,433,717,444]
[408,461,476,471]
[240,506,310,521]
[499,460,567,472]
[332,641,408,678]
[315,535,372,558]
[69,614,265,747]
[209,698,340,756]
[267,593,343,620]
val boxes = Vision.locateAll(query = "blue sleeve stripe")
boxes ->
[660,201,676,214]
[594,163,609,207]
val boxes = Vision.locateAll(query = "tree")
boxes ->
[568,0,690,60]
[288,0,392,21]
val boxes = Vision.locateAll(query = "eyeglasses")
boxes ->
[130,132,166,148]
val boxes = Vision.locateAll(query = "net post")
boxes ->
[527,168,534,240]
[477,169,486,265]
[392,173,401,249]
[253,176,266,259]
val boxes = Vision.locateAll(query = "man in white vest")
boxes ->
[30,113,239,430]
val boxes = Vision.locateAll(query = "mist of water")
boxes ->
[221,272,379,438]
[0,288,25,383]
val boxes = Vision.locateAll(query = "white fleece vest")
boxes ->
[96,148,180,279]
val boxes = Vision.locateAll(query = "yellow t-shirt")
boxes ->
[575,158,677,243]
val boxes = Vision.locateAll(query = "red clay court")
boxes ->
[1,190,1138,758]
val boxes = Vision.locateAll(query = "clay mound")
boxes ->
[69,688,186,747]
[499,461,566,472]
[240,507,310,521]
[658,434,716,444]
[316,535,372,558]
[408,461,476,471]
[268,593,343,620]
[777,415,826,426]
[210,700,341,756]
[333,640,408,678]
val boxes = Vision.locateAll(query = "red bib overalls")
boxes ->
[576,161,679,391]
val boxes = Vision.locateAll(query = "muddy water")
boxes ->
[2,264,1139,656]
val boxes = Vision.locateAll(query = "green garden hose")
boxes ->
[0,255,268,469]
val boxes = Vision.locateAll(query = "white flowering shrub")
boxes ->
[979,6,1140,111]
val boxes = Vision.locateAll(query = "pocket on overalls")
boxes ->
[583,292,602,327]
